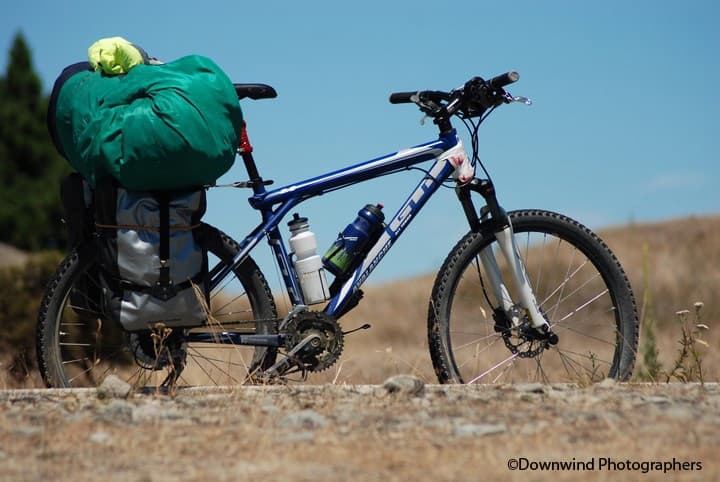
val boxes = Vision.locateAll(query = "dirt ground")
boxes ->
[0,380,717,482]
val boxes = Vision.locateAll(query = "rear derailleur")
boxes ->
[128,325,187,387]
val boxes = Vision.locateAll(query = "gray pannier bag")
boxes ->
[94,178,209,332]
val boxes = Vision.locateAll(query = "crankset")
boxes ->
[261,311,344,379]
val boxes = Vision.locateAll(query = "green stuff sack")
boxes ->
[51,55,242,190]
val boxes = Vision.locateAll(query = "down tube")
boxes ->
[325,159,457,316]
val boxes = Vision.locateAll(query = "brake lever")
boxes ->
[412,93,446,124]
[504,92,532,105]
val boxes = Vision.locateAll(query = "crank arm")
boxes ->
[262,332,321,378]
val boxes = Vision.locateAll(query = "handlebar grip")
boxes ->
[389,92,417,104]
[487,71,520,89]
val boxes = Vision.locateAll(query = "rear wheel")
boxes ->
[36,224,278,388]
[428,210,638,384]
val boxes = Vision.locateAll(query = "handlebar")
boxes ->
[389,90,450,105]
[388,92,416,104]
[487,71,519,89]
[388,71,520,119]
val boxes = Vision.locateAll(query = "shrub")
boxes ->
[0,251,62,383]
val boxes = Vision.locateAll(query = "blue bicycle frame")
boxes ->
[209,129,464,320]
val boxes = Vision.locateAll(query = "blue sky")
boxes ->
[2,0,718,283]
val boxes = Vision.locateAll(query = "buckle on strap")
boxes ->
[151,281,178,301]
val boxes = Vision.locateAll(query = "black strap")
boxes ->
[158,192,171,287]
[48,61,93,159]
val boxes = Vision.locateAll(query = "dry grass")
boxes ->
[2,215,719,481]
[310,215,720,384]
[603,215,720,380]
[1,214,718,388]
[0,383,717,481]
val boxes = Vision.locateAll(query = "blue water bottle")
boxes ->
[322,204,385,277]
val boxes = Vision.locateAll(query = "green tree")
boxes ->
[0,31,70,250]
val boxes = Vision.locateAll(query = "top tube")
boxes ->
[248,131,459,211]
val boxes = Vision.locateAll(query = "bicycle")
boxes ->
[36,72,638,388]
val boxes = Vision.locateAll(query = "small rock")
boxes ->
[133,402,182,422]
[279,410,329,430]
[596,378,617,388]
[13,426,43,437]
[89,431,112,444]
[513,383,546,394]
[281,431,316,443]
[582,396,603,405]
[62,397,80,413]
[261,403,281,415]
[519,421,550,435]
[452,423,507,437]
[382,375,425,396]
[97,375,132,399]
[174,394,202,407]
[664,407,695,421]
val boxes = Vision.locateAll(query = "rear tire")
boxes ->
[36,224,278,388]
[428,210,638,384]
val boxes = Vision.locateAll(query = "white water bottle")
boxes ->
[288,214,330,304]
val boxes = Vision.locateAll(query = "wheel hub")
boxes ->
[128,328,187,370]
[493,307,558,358]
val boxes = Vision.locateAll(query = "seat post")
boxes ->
[239,122,267,194]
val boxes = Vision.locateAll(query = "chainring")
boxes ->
[283,311,344,372]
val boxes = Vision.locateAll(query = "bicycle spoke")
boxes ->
[455,338,507,371]
[552,323,617,347]
[449,331,503,351]
[534,352,550,383]
[539,257,585,311]
[558,289,609,322]
[553,346,613,367]
[186,347,252,370]
[212,293,252,318]
[467,352,519,384]
[187,346,244,384]
[432,211,637,384]
[61,357,91,366]
[554,349,606,382]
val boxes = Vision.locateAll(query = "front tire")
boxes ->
[428,210,638,384]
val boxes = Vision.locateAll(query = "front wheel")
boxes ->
[428,210,638,384]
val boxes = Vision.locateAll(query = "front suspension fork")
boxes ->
[456,179,555,338]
